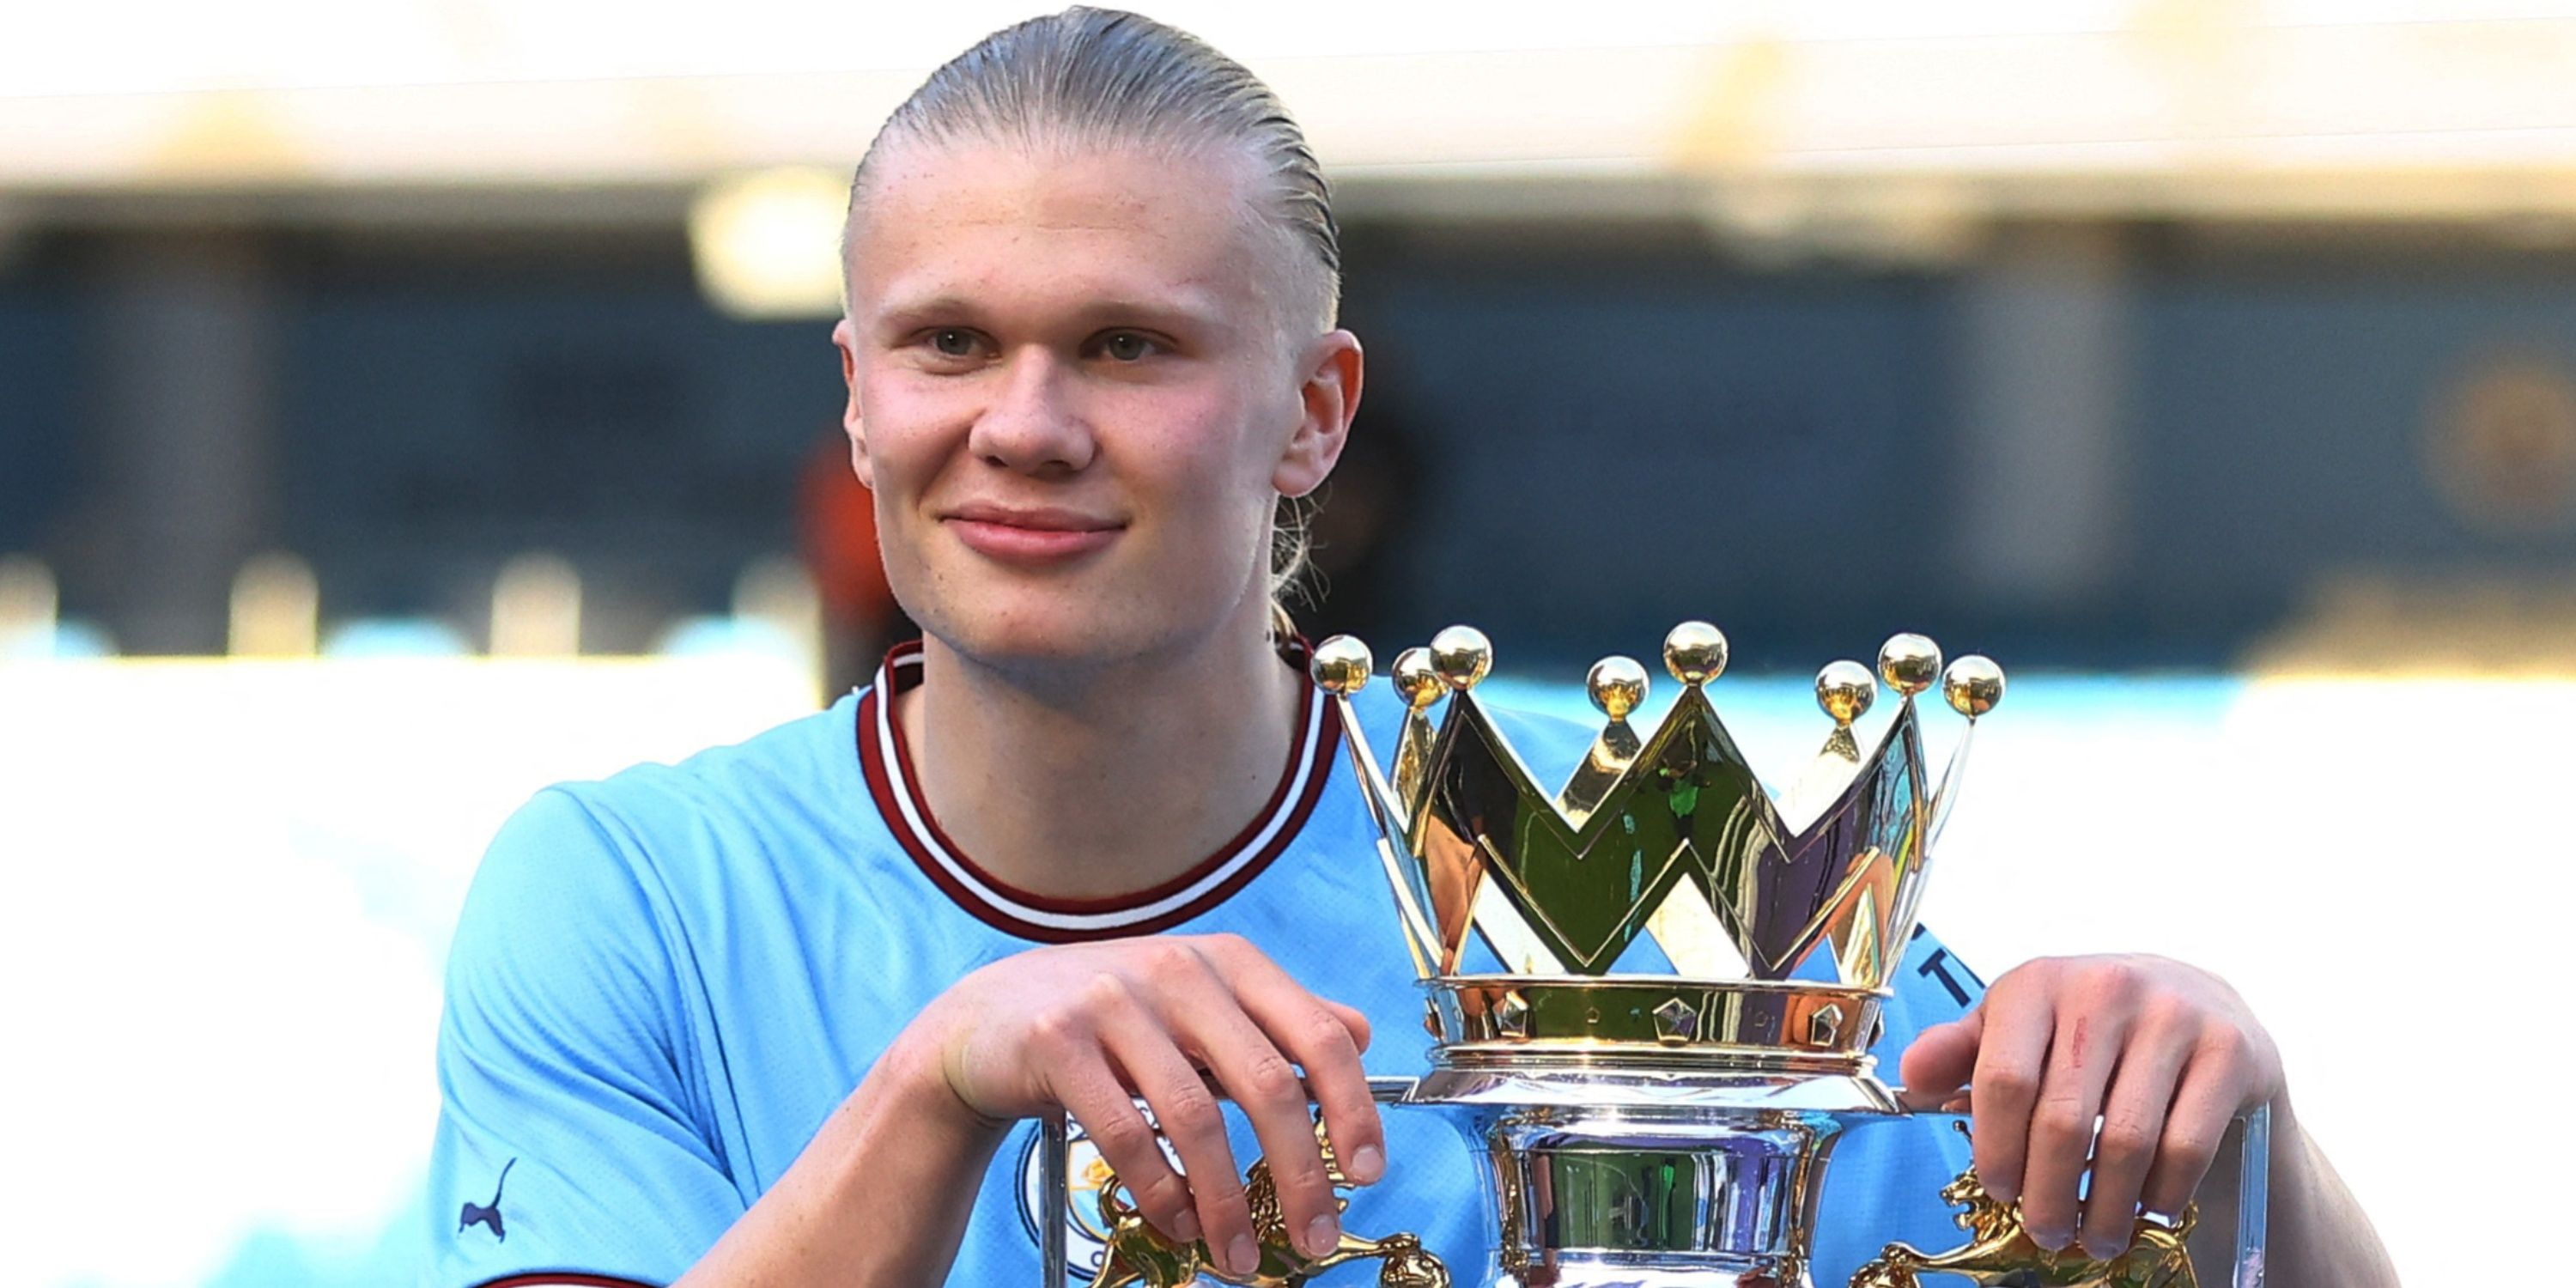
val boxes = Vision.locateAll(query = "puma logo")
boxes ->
[458,1158,517,1242]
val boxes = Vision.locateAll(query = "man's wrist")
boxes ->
[874,1011,1011,1143]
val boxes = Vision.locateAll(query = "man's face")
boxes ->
[836,142,1349,670]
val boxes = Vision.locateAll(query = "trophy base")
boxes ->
[1480,1252,1805,1288]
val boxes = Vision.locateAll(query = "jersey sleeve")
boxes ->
[425,787,746,1288]
[1879,922,1987,1054]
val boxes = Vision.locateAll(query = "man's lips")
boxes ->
[942,506,1125,562]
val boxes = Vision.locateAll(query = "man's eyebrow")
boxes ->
[1063,295,1234,336]
[866,294,980,332]
[866,291,1238,338]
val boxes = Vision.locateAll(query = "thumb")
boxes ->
[1897,1007,1983,1109]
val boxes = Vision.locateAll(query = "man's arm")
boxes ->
[675,1026,1001,1287]
[1901,954,2397,1288]
[2269,1102,2400,1288]
[672,933,1386,1286]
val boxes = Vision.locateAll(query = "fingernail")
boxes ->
[1227,1234,1260,1276]
[2030,1225,2070,1252]
[2082,1235,2125,1261]
[1349,1144,1385,1183]
[1304,1213,1340,1258]
[1169,1209,1201,1244]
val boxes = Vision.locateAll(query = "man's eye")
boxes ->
[930,329,977,357]
[1102,332,1155,361]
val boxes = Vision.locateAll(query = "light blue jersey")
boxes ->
[426,642,1990,1288]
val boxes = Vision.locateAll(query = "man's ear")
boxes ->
[1273,329,1364,499]
[832,318,875,489]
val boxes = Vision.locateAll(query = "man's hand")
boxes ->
[911,933,1379,1279]
[1898,953,2283,1262]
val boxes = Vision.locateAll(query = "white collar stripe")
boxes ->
[872,651,1322,933]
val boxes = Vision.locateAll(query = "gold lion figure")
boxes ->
[1084,1118,1448,1288]
[1850,1126,2196,1288]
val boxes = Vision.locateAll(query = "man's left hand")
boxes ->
[1898,953,2285,1261]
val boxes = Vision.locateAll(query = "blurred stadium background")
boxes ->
[7,3,2572,1284]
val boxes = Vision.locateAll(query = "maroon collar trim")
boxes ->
[471,1275,657,1288]
[855,640,1338,943]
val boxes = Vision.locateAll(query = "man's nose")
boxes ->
[968,348,1096,476]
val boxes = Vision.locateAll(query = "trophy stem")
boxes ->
[1434,1098,1862,1288]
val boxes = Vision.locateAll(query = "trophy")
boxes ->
[1048,623,2268,1288]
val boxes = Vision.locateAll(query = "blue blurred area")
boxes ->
[321,619,472,658]
[1480,670,2244,774]
[2,621,114,659]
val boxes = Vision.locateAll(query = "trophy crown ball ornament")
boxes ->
[1058,625,2252,1288]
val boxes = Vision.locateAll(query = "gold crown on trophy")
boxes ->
[1309,623,2003,1070]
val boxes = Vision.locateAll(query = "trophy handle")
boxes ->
[2226,1103,2272,1288]
[1035,1078,1428,1287]
[1849,1103,2273,1288]
[1042,1110,1071,1287]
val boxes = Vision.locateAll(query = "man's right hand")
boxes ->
[908,932,1381,1279]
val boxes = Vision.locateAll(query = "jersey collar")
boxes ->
[855,639,1339,942]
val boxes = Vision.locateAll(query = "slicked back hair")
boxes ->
[843,7,1344,629]
[845,6,1340,334]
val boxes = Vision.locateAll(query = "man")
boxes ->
[426,10,2397,1286]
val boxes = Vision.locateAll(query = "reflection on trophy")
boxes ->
[1059,623,2264,1288]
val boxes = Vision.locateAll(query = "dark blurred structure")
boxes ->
[3,226,837,654]
[799,429,902,695]
[11,216,2576,670]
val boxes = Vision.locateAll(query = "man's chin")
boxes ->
[925,608,1166,671]
[920,598,1249,680]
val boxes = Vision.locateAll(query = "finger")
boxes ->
[2076,1019,2191,1261]
[1321,997,1374,1055]
[1898,1010,1984,1108]
[1091,980,1258,1275]
[2017,1005,2131,1255]
[1165,963,1350,1265]
[1963,981,2055,1207]
[1224,947,1385,1188]
[1187,1010,1346,1266]
[1198,935,1371,1057]
[1048,1042,1200,1248]
[2138,1037,2251,1218]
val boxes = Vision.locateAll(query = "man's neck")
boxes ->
[896,622,1304,902]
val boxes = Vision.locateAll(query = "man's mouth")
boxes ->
[943,504,1124,562]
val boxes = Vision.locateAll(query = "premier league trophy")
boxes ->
[1048,623,2265,1288]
